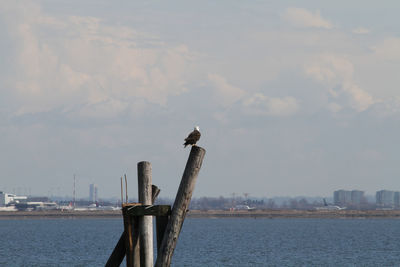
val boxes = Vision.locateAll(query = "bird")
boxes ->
[183,126,201,147]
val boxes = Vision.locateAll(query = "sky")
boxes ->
[1,1,400,199]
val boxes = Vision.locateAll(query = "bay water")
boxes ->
[1,218,400,266]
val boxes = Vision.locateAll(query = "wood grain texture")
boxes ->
[155,146,206,267]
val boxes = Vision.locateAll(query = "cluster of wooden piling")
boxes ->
[106,146,205,267]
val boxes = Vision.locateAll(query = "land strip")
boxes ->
[187,209,400,219]
[2,209,400,219]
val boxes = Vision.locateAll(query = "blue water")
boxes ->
[1,218,400,266]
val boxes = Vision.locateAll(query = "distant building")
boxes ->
[395,192,400,208]
[333,190,365,206]
[351,190,365,205]
[0,191,27,206]
[334,190,352,206]
[376,190,395,208]
[89,184,98,203]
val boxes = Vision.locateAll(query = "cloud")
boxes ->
[283,7,333,29]
[1,2,193,118]
[207,74,299,117]
[352,27,370,34]
[327,102,342,113]
[343,83,374,112]
[242,93,299,116]
[305,54,374,112]
[305,55,354,83]
[67,97,129,119]
[208,73,246,107]
[370,97,400,117]
[371,37,400,61]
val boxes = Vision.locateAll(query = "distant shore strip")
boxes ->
[2,209,400,219]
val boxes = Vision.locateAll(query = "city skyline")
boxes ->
[1,2,400,198]
[3,184,400,202]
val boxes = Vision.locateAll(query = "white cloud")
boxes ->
[372,37,400,61]
[68,97,129,119]
[305,55,354,83]
[305,54,374,112]
[343,83,374,112]
[243,93,299,116]
[208,73,246,107]
[283,7,333,29]
[2,2,193,118]
[208,74,299,117]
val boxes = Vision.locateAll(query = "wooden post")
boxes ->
[132,217,140,267]
[152,185,160,203]
[137,161,153,267]
[155,146,206,267]
[156,215,169,251]
[125,174,128,203]
[106,185,161,267]
[122,204,141,267]
[105,231,126,267]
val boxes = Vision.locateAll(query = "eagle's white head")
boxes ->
[194,126,200,131]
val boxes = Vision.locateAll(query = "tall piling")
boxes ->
[155,146,206,267]
[137,161,153,267]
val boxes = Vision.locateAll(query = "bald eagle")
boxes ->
[183,126,201,147]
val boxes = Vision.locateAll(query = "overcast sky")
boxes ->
[1,1,400,199]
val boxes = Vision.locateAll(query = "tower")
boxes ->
[89,184,98,203]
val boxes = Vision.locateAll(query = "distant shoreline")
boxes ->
[2,209,400,219]
[187,210,400,219]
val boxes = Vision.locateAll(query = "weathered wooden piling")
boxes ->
[105,185,161,267]
[106,145,205,267]
[122,203,141,267]
[105,231,126,267]
[155,215,169,251]
[155,146,206,267]
[152,185,160,203]
[137,161,153,267]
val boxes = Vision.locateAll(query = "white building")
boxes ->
[0,191,28,206]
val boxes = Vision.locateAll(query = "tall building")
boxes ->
[89,184,98,203]
[334,190,365,206]
[394,192,400,208]
[351,190,365,205]
[376,190,395,208]
[334,190,352,206]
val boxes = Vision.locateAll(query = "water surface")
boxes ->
[1,218,400,266]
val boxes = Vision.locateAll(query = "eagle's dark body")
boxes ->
[183,128,201,147]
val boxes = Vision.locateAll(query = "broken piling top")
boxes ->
[155,145,206,267]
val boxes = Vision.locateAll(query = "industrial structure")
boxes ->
[0,191,57,210]
[0,191,27,206]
